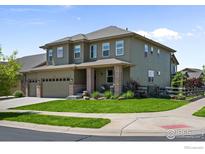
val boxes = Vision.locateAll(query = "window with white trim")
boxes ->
[148,70,154,83]
[157,49,160,55]
[144,44,148,57]
[48,49,53,61]
[106,69,113,83]
[116,40,124,56]
[48,49,53,57]
[151,46,154,54]
[57,47,64,58]
[102,43,110,57]
[74,45,81,59]
[90,44,97,59]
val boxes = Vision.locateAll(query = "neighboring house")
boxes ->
[21,26,179,98]
[180,68,204,79]
[16,54,46,93]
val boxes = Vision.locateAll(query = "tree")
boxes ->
[202,65,205,83]
[171,72,186,87]
[0,48,21,96]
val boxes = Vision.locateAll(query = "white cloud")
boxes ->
[186,32,194,36]
[135,28,182,42]
[196,25,203,30]
[76,17,81,21]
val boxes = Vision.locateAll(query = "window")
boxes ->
[102,43,110,57]
[106,69,113,83]
[48,49,53,61]
[157,49,160,55]
[144,44,149,57]
[148,70,154,83]
[48,49,53,57]
[74,45,81,59]
[57,47,64,58]
[90,44,97,59]
[116,40,124,56]
[151,46,154,54]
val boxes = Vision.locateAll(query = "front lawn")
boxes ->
[193,107,205,117]
[13,98,187,113]
[0,112,110,128]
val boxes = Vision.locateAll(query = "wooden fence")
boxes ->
[159,87,205,97]
[135,86,205,97]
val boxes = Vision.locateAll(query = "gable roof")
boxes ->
[17,53,46,72]
[40,26,176,52]
[180,68,203,79]
[181,68,202,72]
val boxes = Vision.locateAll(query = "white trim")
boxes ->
[90,44,97,59]
[48,49,53,57]
[157,49,161,55]
[74,44,81,59]
[102,42,110,57]
[115,40,124,56]
[106,69,114,84]
[144,44,149,52]
[57,46,64,58]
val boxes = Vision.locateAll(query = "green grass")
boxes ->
[0,112,110,128]
[193,107,205,117]
[13,98,187,113]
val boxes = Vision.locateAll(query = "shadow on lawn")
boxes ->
[0,112,35,120]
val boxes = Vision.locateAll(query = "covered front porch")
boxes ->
[75,58,132,96]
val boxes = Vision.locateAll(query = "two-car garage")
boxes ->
[27,70,74,98]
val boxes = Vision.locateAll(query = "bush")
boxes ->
[13,90,24,98]
[91,91,100,99]
[104,91,113,99]
[124,80,140,96]
[175,94,186,100]
[184,78,204,88]
[122,90,134,99]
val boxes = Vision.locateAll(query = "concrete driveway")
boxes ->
[0,97,61,110]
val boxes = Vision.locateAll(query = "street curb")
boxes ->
[0,120,205,137]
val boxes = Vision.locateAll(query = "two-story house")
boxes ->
[22,26,179,98]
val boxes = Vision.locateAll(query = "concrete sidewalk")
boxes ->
[1,98,205,136]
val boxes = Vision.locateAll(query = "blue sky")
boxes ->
[0,5,205,70]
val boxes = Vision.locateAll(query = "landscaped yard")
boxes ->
[13,98,187,113]
[0,112,110,128]
[193,107,205,117]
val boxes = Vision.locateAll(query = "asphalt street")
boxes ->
[0,126,205,141]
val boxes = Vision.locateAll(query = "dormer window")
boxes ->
[74,45,81,59]
[102,42,110,57]
[57,47,64,58]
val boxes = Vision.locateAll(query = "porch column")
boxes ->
[36,80,42,97]
[114,65,123,96]
[86,67,94,94]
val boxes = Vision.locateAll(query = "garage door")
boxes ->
[28,81,37,97]
[42,78,70,98]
